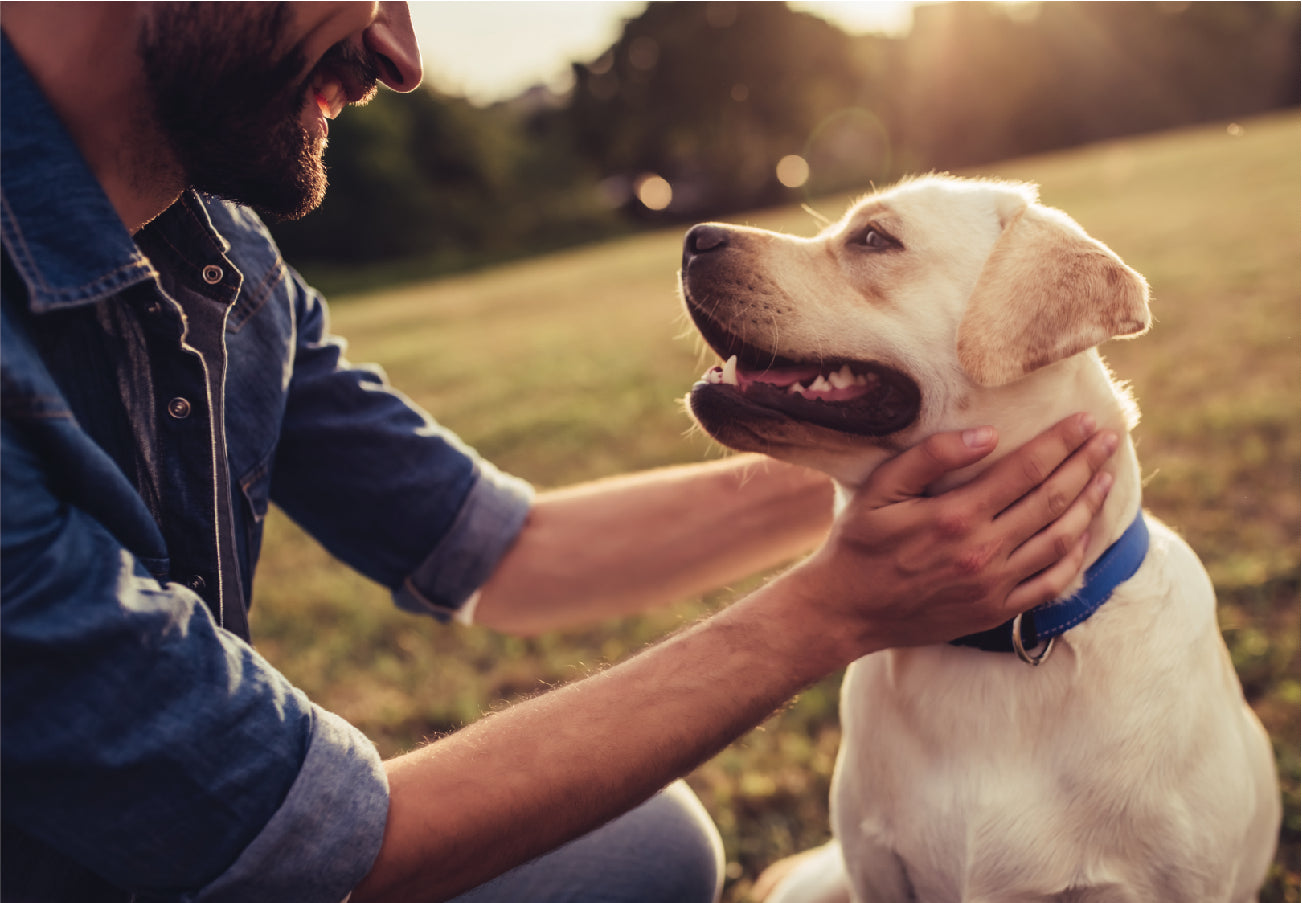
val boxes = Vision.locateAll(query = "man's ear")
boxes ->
[956,203,1151,387]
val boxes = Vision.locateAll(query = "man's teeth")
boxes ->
[316,80,346,120]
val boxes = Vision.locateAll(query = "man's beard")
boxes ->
[139,3,376,222]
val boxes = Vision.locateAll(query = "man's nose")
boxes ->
[365,1,423,92]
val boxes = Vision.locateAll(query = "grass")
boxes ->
[250,110,1300,900]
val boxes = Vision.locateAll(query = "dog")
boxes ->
[679,175,1280,903]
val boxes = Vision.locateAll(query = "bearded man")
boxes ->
[0,4,1117,902]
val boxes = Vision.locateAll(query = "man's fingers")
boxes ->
[1006,467,1114,579]
[965,413,1101,517]
[859,426,999,507]
[1002,533,1092,615]
[996,427,1119,549]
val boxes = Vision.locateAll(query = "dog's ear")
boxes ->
[956,203,1150,387]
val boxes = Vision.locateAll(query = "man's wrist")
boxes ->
[729,561,882,681]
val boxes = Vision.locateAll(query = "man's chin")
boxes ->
[193,142,327,222]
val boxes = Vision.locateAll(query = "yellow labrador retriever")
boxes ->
[679,175,1279,903]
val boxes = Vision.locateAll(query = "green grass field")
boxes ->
[254,110,1300,901]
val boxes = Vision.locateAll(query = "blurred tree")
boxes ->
[896,1,1301,169]
[269,88,621,271]
[564,1,893,216]
[272,1,1299,275]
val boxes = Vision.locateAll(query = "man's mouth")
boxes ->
[313,74,347,121]
[306,41,382,128]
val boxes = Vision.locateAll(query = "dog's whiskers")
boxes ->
[802,204,831,230]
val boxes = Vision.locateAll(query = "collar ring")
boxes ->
[1011,612,1055,666]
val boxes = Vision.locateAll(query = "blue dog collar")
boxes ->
[951,510,1149,665]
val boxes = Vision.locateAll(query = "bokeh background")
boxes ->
[251,3,1300,900]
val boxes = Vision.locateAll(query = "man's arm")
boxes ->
[351,415,1117,903]
[471,454,834,634]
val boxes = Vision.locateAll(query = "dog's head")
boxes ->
[680,175,1150,485]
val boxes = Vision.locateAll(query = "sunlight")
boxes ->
[635,174,673,211]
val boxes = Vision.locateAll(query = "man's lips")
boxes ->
[306,41,381,130]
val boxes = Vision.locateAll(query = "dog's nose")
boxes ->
[684,224,730,258]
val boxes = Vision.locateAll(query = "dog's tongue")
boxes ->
[737,361,824,389]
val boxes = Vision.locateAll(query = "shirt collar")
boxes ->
[1,32,158,313]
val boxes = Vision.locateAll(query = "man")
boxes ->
[0,4,1117,902]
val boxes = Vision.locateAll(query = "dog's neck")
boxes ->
[838,350,1143,582]
[972,351,1143,571]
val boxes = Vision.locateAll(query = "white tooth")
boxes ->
[789,383,806,395]
[315,80,346,120]
[721,355,739,386]
[810,375,831,394]
[829,366,853,389]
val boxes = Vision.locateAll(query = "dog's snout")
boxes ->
[684,224,730,258]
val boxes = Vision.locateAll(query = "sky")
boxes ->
[409,1,920,104]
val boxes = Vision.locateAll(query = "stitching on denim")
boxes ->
[237,453,275,522]
[399,575,461,617]
[149,214,215,273]
[180,191,232,253]
[147,195,289,333]
[227,254,287,333]
[0,396,75,419]
[1,192,52,294]
[4,192,157,309]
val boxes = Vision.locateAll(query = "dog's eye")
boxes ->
[853,227,898,251]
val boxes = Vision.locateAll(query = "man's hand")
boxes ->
[793,413,1118,656]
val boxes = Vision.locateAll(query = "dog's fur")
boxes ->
[679,175,1279,903]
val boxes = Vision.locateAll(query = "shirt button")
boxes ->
[167,397,192,419]
[201,264,224,285]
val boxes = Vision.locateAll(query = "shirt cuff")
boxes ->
[194,706,389,903]
[395,460,533,622]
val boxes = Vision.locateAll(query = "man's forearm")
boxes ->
[472,455,834,634]
[354,417,1118,903]
[351,566,848,903]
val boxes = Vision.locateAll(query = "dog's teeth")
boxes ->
[829,366,854,390]
[809,375,831,394]
[789,383,806,395]
[720,355,739,386]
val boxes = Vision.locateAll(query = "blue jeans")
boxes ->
[451,782,725,903]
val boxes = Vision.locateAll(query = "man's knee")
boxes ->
[633,781,725,903]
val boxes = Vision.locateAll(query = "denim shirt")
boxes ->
[0,37,533,902]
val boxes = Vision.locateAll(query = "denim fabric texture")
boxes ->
[0,34,533,903]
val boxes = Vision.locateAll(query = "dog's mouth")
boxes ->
[689,311,921,438]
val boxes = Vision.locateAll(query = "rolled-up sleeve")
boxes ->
[268,276,533,622]
[395,457,533,619]
[1,424,388,901]
[195,707,388,903]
